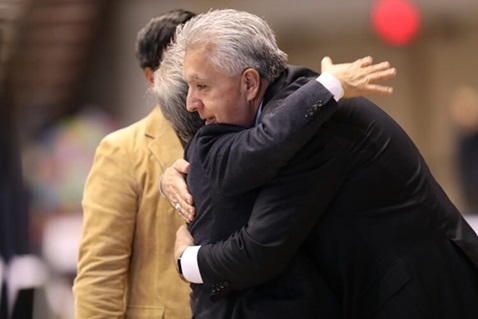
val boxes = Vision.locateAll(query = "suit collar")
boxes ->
[262,65,319,108]
[262,67,290,107]
[145,106,183,166]
[144,106,166,139]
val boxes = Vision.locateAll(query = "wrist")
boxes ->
[177,245,203,283]
[175,244,188,261]
[177,250,185,280]
[317,72,344,102]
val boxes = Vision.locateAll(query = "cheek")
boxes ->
[209,86,244,120]
[209,93,234,112]
[226,103,250,124]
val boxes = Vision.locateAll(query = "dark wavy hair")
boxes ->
[135,9,196,71]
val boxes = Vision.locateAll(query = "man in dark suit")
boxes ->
[161,9,478,319]
[155,11,397,318]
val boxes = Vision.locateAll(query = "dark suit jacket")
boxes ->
[457,131,478,211]
[192,66,478,319]
[185,69,340,319]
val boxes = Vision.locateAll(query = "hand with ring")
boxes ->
[160,158,196,223]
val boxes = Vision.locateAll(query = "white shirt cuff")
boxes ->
[181,245,203,283]
[316,72,344,102]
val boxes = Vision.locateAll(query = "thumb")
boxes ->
[321,56,333,73]
[174,158,190,174]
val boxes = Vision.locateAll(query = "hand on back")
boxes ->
[321,56,396,98]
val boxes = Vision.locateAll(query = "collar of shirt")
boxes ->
[254,100,264,127]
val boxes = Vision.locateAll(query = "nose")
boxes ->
[186,88,202,113]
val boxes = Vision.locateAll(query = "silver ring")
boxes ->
[175,203,181,211]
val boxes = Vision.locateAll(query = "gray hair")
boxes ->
[152,43,203,144]
[175,9,288,81]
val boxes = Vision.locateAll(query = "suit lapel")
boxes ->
[144,107,183,169]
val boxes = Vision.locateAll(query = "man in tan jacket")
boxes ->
[73,10,202,318]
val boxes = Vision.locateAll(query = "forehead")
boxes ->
[183,48,206,76]
[183,46,218,82]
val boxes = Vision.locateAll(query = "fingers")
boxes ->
[170,180,195,223]
[162,160,196,223]
[173,158,190,174]
[367,67,396,83]
[321,56,333,70]
[363,84,394,95]
[356,56,373,67]
[361,67,396,95]
[173,194,195,223]
[322,55,396,98]
[367,59,395,75]
[346,58,396,97]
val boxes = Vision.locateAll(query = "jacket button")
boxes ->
[305,109,315,118]
[315,100,323,107]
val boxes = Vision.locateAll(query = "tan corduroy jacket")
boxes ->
[73,107,191,319]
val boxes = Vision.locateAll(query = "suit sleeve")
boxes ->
[196,78,337,195]
[73,135,137,319]
[196,98,373,297]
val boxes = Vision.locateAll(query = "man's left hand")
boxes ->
[175,225,194,262]
[321,56,396,98]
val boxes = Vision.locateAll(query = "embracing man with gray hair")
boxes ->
[156,8,478,319]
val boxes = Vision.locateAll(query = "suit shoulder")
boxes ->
[287,65,319,78]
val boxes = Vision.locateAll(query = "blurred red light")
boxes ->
[371,0,421,46]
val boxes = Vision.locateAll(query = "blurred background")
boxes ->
[1,0,478,318]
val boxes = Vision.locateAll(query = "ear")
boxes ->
[242,68,261,101]
[144,67,155,85]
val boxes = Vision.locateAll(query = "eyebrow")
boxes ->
[186,74,204,82]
